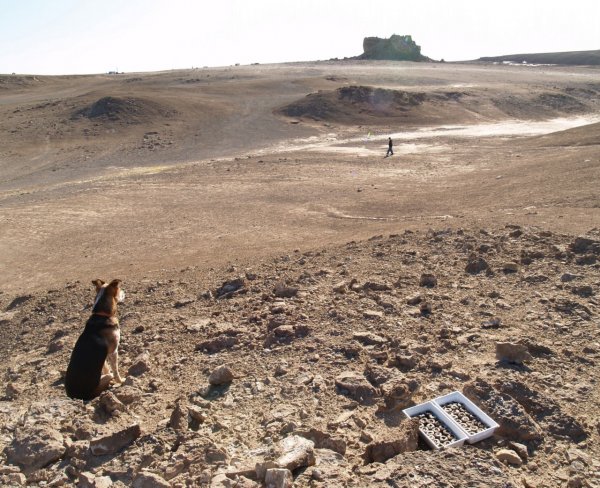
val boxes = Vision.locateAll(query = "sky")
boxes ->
[1,0,599,75]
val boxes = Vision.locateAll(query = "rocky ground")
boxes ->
[1,226,599,487]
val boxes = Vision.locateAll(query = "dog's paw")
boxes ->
[114,375,125,384]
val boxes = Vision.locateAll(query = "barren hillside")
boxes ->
[1,61,600,487]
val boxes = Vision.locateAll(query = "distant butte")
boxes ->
[355,34,431,62]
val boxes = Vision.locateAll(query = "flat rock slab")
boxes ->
[90,423,141,456]
[5,424,65,472]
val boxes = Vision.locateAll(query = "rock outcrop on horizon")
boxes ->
[356,34,430,61]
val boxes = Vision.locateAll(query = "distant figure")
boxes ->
[386,137,394,157]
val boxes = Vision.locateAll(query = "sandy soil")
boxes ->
[1,61,600,487]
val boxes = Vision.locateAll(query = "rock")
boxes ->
[274,282,298,298]
[495,448,523,466]
[358,34,429,61]
[561,273,580,282]
[5,382,21,400]
[79,471,114,488]
[132,471,171,488]
[569,236,600,254]
[363,419,419,463]
[465,254,490,274]
[5,424,65,472]
[196,334,239,353]
[169,400,188,431]
[276,435,316,471]
[363,310,383,319]
[208,365,234,385]
[406,293,422,305]
[264,468,293,488]
[495,342,533,364]
[503,262,519,273]
[507,441,528,460]
[353,331,388,346]
[216,277,246,298]
[571,285,594,297]
[98,390,126,415]
[380,378,420,410]
[463,380,542,442]
[419,273,437,287]
[297,428,346,455]
[89,423,141,456]
[419,301,432,315]
[128,352,151,376]
[494,379,587,441]
[332,281,347,294]
[335,371,379,404]
[113,385,142,405]
[47,338,65,354]
[364,364,393,386]
[188,405,207,426]
[363,281,392,291]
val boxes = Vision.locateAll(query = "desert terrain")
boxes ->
[1,60,600,487]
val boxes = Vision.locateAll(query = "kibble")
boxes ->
[414,411,458,448]
[441,401,488,435]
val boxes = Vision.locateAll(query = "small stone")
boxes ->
[5,382,21,400]
[353,331,388,346]
[466,254,490,274]
[276,435,316,471]
[274,282,298,298]
[508,441,528,460]
[380,378,420,410]
[335,371,379,404]
[209,365,234,385]
[98,391,126,415]
[128,352,150,376]
[363,310,383,319]
[264,468,293,488]
[169,400,188,431]
[503,262,519,273]
[496,448,523,466]
[419,301,432,315]
[496,342,533,364]
[132,471,171,488]
[419,273,437,287]
[332,281,347,294]
[79,472,113,488]
[406,294,422,305]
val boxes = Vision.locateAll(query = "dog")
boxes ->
[65,279,125,400]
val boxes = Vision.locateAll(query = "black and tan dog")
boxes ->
[65,279,125,400]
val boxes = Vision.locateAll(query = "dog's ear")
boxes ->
[92,279,105,291]
[108,279,122,289]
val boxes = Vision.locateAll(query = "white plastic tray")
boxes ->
[402,401,468,450]
[433,391,499,444]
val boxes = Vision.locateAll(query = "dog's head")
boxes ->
[92,279,125,316]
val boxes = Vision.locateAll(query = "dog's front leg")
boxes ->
[102,361,110,375]
[108,351,124,383]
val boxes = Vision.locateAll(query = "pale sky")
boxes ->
[1,0,599,75]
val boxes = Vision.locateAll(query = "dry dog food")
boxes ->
[415,411,459,448]
[441,401,488,435]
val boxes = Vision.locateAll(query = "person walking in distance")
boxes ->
[386,137,394,157]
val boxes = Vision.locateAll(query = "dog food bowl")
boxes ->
[402,401,468,450]
[433,391,499,444]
